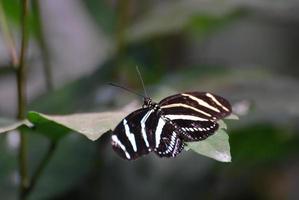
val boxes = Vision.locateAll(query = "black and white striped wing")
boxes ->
[159,92,232,142]
[153,117,184,158]
[111,108,184,160]
[111,108,157,160]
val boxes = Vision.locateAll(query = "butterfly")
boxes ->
[111,91,231,160]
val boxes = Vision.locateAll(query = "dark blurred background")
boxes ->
[1,0,299,199]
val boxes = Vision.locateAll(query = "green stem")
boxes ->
[116,0,130,56]
[20,1,56,197]
[17,0,29,199]
[113,0,130,79]
[19,1,57,198]
[23,141,58,197]
[0,0,18,67]
[32,0,54,91]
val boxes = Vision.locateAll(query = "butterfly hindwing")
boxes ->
[174,119,219,142]
[153,118,184,158]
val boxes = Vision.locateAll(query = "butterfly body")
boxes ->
[111,92,231,160]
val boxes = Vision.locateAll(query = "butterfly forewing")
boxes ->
[159,92,231,142]
[112,108,184,159]
[112,108,158,160]
[159,92,232,120]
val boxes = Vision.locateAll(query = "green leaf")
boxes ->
[225,113,239,120]
[230,124,299,165]
[186,129,231,162]
[1,0,39,36]
[218,119,227,130]
[83,0,117,34]
[184,113,238,162]
[0,118,32,134]
[27,112,71,141]
[125,1,243,43]
[27,104,137,141]
[187,10,245,38]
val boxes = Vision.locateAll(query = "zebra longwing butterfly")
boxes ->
[111,92,232,160]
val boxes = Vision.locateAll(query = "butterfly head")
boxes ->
[143,97,152,107]
[143,97,159,110]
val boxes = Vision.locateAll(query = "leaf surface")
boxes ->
[185,114,238,162]
[0,118,32,134]
[27,103,138,141]
[186,129,231,162]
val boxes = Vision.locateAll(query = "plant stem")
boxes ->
[0,0,18,67]
[17,0,29,199]
[21,1,56,197]
[114,0,130,80]
[116,0,130,57]
[32,0,54,91]
[24,141,58,197]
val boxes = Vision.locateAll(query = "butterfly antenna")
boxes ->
[136,66,148,98]
[108,83,145,98]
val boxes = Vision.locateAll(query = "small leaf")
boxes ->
[186,129,231,162]
[218,120,227,130]
[225,113,239,120]
[185,115,237,162]
[0,118,32,134]
[27,103,138,141]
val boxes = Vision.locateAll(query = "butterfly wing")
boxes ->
[112,91,232,159]
[111,108,160,160]
[159,92,232,142]
[111,107,184,160]
[153,117,184,158]
[111,108,151,160]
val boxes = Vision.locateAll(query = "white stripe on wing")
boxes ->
[161,103,211,117]
[182,93,221,113]
[123,119,137,152]
[155,118,166,148]
[165,114,209,121]
[111,135,131,159]
[206,93,230,112]
[140,110,154,147]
